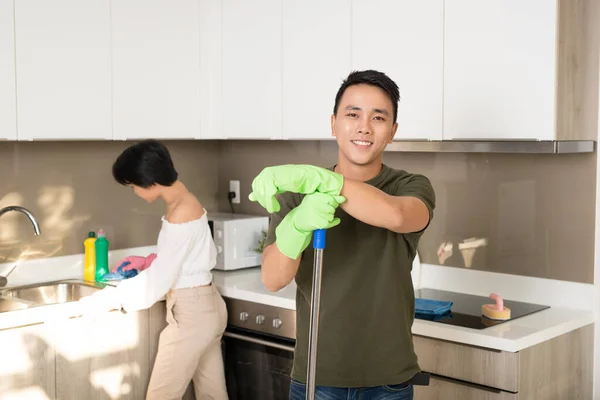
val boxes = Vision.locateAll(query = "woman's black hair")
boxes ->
[112,139,178,188]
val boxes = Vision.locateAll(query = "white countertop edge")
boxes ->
[412,311,596,352]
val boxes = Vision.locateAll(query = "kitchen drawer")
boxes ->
[413,335,519,392]
[414,375,517,400]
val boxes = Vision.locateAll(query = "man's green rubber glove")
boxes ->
[276,192,346,259]
[248,165,344,213]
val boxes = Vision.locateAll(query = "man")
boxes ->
[249,70,435,399]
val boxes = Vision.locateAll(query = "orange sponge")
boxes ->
[481,293,511,320]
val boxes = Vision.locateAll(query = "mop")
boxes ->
[306,228,325,400]
[304,229,431,399]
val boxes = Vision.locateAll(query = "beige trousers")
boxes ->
[147,284,229,400]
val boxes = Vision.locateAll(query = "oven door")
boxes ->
[223,327,295,400]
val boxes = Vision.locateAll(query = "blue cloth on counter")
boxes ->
[415,298,453,316]
[415,310,453,322]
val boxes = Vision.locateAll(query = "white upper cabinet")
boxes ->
[443,0,557,140]
[199,0,223,139]
[352,0,444,141]
[111,0,202,140]
[282,0,351,140]
[15,0,112,140]
[222,0,282,139]
[0,0,17,141]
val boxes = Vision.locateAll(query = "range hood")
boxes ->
[384,140,595,154]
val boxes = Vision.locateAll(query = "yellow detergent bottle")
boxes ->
[83,231,97,281]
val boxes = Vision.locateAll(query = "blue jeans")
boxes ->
[289,379,414,400]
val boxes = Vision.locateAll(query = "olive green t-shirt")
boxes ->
[264,164,436,388]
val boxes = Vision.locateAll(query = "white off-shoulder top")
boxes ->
[99,209,217,313]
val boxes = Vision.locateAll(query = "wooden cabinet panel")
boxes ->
[53,310,150,399]
[413,335,519,392]
[0,323,55,399]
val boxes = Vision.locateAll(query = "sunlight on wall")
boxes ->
[0,185,91,262]
[0,192,24,243]
[14,239,65,261]
[458,237,488,268]
[0,387,51,400]
[37,186,76,241]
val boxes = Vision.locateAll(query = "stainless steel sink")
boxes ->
[1,280,108,307]
[0,297,30,312]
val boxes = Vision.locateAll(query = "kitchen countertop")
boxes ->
[0,245,596,353]
[211,267,597,352]
[213,268,296,310]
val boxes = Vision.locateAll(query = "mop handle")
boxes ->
[306,229,326,400]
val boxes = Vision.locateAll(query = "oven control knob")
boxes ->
[239,312,249,322]
[272,317,283,329]
[256,315,265,325]
[216,230,223,238]
[217,245,223,254]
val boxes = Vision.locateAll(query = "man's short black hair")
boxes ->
[112,139,178,188]
[333,70,400,123]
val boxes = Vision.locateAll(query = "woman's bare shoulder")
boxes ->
[167,193,205,224]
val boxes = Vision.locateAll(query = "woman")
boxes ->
[78,139,228,400]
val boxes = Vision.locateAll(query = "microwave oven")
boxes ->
[207,212,269,271]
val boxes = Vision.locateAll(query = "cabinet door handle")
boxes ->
[431,374,507,394]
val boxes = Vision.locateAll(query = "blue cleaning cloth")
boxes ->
[415,298,453,316]
[415,310,453,322]
[101,263,139,281]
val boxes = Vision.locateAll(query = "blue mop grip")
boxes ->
[313,229,326,250]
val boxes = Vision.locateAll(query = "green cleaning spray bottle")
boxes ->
[94,229,109,281]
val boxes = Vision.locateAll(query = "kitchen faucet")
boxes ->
[0,206,41,287]
[0,206,41,235]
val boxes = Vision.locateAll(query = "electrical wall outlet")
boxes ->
[229,180,241,204]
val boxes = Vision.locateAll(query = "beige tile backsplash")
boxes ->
[0,141,220,264]
[219,140,597,284]
[0,140,595,283]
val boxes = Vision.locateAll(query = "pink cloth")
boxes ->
[112,253,157,273]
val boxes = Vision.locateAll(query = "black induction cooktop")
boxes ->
[414,288,550,330]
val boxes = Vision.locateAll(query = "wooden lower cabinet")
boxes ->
[0,301,196,400]
[413,324,594,400]
[0,323,55,400]
[1,306,592,400]
[414,335,518,392]
[53,309,151,399]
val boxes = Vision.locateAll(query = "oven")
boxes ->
[222,297,297,400]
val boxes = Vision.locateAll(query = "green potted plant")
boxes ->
[254,229,268,253]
